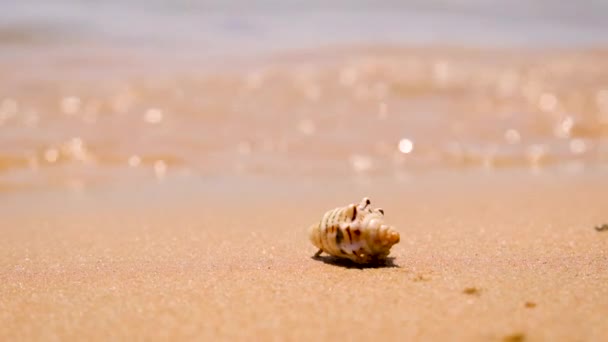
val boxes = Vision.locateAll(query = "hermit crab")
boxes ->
[309,198,400,264]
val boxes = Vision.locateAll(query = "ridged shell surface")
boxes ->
[309,198,400,264]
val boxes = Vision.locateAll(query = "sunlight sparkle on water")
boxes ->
[303,84,321,102]
[526,144,546,165]
[339,67,358,87]
[128,155,141,167]
[245,70,265,90]
[597,89,608,122]
[350,154,373,173]
[144,108,163,124]
[569,139,587,155]
[60,96,81,115]
[433,60,450,86]
[44,148,59,163]
[596,89,608,108]
[554,116,573,138]
[398,138,414,154]
[154,160,167,179]
[538,93,557,112]
[497,70,519,97]
[63,138,89,162]
[0,98,18,124]
[504,129,521,144]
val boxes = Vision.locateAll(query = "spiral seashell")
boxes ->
[309,198,400,264]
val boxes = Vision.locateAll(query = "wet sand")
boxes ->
[1,171,607,341]
[2,47,608,185]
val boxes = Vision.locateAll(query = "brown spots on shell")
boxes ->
[325,209,335,230]
[359,197,371,210]
[345,227,353,243]
[337,207,346,224]
[335,227,344,245]
[328,209,338,228]
[309,198,399,264]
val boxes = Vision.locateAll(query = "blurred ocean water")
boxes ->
[1,0,608,192]
[1,0,608,55]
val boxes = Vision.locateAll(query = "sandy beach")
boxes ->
[2,1,608,341]
[2,44,608,340]
[1,170,607,341]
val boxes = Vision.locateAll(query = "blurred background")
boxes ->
[1,0,608,193]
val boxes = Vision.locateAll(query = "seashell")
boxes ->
[309,197,400,264]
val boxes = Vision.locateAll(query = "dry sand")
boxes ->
[1,171,607,341]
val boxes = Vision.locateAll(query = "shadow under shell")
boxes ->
[311,255,400,269]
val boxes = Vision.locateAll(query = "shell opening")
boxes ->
[308,223,322,249]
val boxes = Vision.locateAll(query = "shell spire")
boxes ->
[309,198,400,264]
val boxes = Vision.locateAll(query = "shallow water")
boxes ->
[1,2,608,191]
